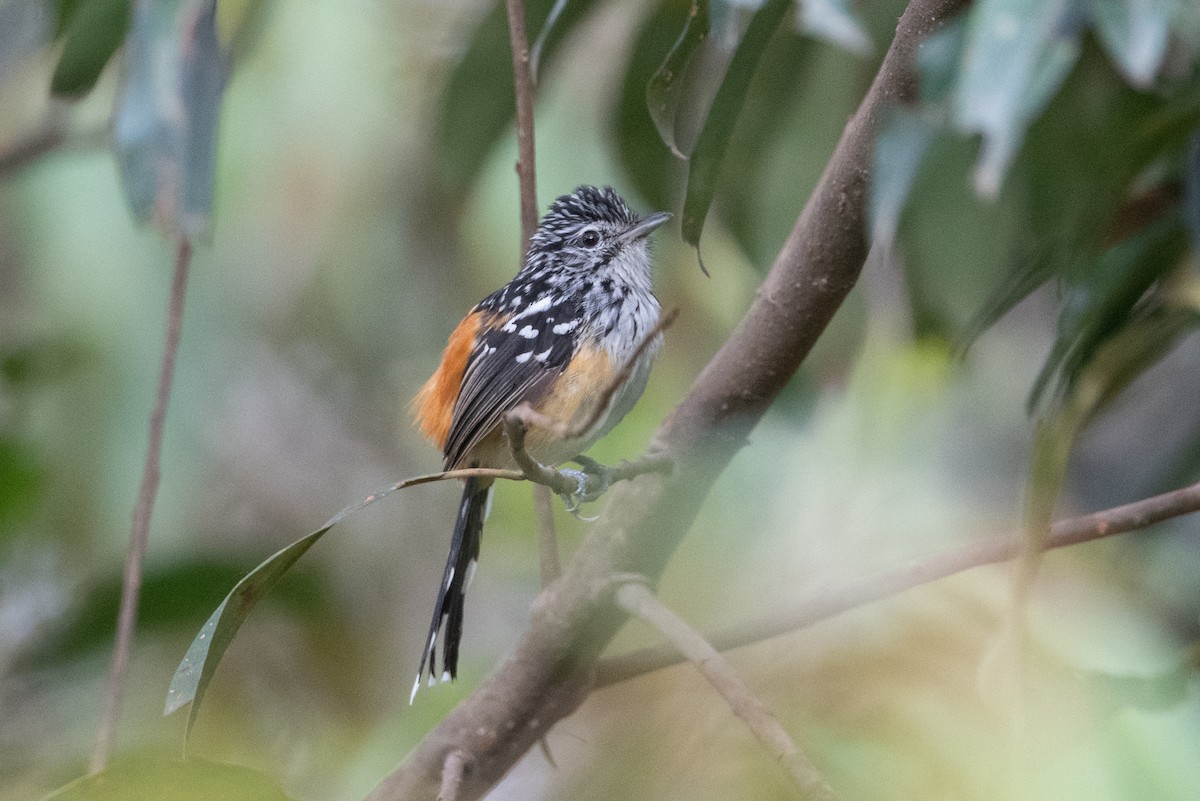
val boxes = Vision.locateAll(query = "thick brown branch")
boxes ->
[92,238,193,773]
[616,580,841,801]
[595,478,1200,686]
[366,1,968,798]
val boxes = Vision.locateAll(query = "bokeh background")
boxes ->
[2,0,1200,799]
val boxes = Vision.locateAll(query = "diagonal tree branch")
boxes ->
[615,579,841,801]
[366,1,969,798]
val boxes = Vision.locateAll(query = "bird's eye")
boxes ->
[580,228,601,247]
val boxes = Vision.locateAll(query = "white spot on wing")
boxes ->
[515,351,533,364]
[552,320,578,334]
[513,295,553,319]
[518,325,538,339]
[534,348,552,362]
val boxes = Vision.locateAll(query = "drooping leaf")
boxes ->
[645,0,710,159]
[614,0,693,212]
[165,476,423,736]
[799,0,872,55]
[1184,127,1200,251]
[870,108,939,244]
[112,0,229,238]
[1090,0,1170,88]
[41,756,292,801]
[915,12,966,104]
[1030,211,1188,412]
[437,0,598,203]
[681,0,791,250]
[49,0,130,96]
[529,0,572,81]
[953,0,1081,195]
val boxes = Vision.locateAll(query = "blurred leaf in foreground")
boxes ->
[50,0,130,96]
[112,0,228,238]
[41,756,291,801]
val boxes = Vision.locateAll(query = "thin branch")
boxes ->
[615,580,841,801]
[437,751,469,801]
[535,486,561,586]
[91,237,193,773]
[0,125,64,177]
[504,0,538,247]
[595,478,1200,687]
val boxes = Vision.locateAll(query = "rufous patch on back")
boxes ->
[413,310,493,450]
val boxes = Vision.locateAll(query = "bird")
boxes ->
[409,185,670,701]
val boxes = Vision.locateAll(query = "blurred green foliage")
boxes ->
[3,0,1200,799]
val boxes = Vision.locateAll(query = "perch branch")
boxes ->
[615,579,841,801]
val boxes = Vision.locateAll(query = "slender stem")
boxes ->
[616,581,841,801]
[0,125,64,177]
[91,237,193,773]
[504,0,538,247]
[595,478,1200,687]
[535,486,561,586]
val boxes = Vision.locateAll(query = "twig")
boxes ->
[437,750,469,801]
[535,485,561,586]
[0,125,64,177]
[615,580,841,801]
[91,237,193,773]
[595,477,1200,687]
[504,0,538,247]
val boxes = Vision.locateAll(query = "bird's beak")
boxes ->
[622,211,672,242]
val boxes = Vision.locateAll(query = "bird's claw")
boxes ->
[555,459,613,519]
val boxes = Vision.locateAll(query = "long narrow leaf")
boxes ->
[681,0,790,251]
[165,475,451,737]
[646,0,710,159]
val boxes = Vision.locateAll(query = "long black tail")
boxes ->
[411,476,490,702]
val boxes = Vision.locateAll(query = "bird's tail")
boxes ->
[411,476,491,703]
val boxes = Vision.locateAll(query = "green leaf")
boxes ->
[0,438,44,527]
[645,0,710,160]
[614,0,692,212]
[41,756,292,801]
[681,0,791,250]
[953,0,1080,195]
[49,0,130,96]
[165,477,419,736]
[799,0,872,55]
[1185,127,1200,251]
[529,0,571,81]
[113,0,228,238]
[1090,0,1170,88]
[870,108,938,244]
[1030,211,1188,413]
[915,13,966,104]
[437,0,598,203]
